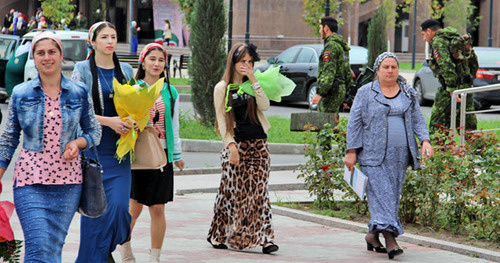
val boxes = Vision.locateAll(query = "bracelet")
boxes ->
[251,82,261,90]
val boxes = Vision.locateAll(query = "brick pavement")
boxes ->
[2,172,494,262]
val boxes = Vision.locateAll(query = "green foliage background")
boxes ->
[188,0,227,125]
[40,0,74,27]
[366,5,387,68]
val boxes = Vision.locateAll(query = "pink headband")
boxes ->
[31,31,63,55]
[139,43,167,64]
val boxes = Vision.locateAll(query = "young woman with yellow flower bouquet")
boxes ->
[119,43,184,263]
[71,21,134,262]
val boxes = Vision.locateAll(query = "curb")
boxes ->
[173,164,300,176]
[272,206,500,262]
[179,93,191,102]
[176,183,306,195]
[181,139,305,155]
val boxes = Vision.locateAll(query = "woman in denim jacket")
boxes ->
[0,32,101,262]
[71,21,134,262]
[344,52,433,260]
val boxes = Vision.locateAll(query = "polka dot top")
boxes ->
[14,94,82,187]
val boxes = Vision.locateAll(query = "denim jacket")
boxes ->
[0,75,102,169]
[346,78,430,170]
[71,60,133,98]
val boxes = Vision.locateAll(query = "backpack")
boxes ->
[438,27,473,62]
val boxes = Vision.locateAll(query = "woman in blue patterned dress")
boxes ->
[344,52,433,260]
[71,21,134,262]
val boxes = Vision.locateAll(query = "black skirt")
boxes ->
[130,149,174,206]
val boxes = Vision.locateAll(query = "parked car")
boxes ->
[412,47,500,110]
[0,34,20,103]
[255,44,368,109]
[0,30,88,103]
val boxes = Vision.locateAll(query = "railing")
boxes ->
[450,83,500,145]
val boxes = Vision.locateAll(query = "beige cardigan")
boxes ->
[213,80,271,148]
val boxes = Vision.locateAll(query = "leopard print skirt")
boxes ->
[207,138,274,250]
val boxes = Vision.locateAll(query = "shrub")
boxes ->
[401,125,499,241]
[297,117,364,210]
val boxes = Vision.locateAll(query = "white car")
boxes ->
[22,30,88,81]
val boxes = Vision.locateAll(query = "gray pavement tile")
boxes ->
[1,177,496,262]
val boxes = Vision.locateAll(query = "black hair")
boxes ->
[88,22,127,115]
[420,19,442,31]
[232,43,260,64]
[321,16,338,33]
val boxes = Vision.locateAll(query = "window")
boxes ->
[0,39,17,59]
[295,48,316,63]
[276,47,299,64]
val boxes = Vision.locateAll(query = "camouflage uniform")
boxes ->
[317,34,353,114]
[428,27,479,133]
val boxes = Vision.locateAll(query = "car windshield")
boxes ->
[475,49,500,65]
[29,39,87,61]
[349,47,368,64]
[0,38,17,59]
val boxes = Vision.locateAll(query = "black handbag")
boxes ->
[78,141,107,218]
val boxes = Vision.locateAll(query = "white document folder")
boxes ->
[343,165,368,199]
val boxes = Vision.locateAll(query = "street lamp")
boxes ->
[325,0,330,16]
[488,0,493,47]
[411,0,417,69]
[245,0,251,44]
[228,0,233,51]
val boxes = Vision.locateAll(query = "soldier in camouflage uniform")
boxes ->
[420,19,479,134]
[312,17,353,115]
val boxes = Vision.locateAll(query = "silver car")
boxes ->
[412,47,500,109]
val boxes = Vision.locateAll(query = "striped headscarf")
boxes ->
[139,43,167,64]
[86,21,107,54]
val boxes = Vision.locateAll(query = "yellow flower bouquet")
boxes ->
[112,77,164,162]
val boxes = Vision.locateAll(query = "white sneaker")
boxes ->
[150,248,161,263]
[120,241,136,263]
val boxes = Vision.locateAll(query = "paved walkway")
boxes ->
[1,170,496,262]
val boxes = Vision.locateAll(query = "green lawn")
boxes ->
[169,78,190,86]
[477,120,500,137]
[399,62,424,71]
[179,115,499,143]
[179,115,305,144]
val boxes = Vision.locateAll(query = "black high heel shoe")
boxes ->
[263,243,279,254]
[366,241,387,253]
[207,237,228,249]
[388,248,404,259]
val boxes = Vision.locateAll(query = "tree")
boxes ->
[301,0,353,37]
[189,0,227,125]
[431,0,478,34]
[366,5,387,68]
[175,0,196,27]
[40,0,74,28]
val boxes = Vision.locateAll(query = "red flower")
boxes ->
[321,165,331,172]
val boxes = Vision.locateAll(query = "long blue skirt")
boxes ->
[360,146,410,237]
[14,184,81,263]
[76,127,131,262]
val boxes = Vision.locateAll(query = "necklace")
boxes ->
[98,67,115,98]
[45,93,60,117]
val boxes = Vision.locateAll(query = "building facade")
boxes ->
[1,0,498,53]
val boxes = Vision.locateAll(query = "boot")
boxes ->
[119,241,136,263]
[150,248,161,263]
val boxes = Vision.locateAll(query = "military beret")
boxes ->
[320,17,337,25]
[420,19,441,31]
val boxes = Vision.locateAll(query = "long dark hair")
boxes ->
[219,43,260,137]
[135,46,166,80]
[89,22,127,115]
